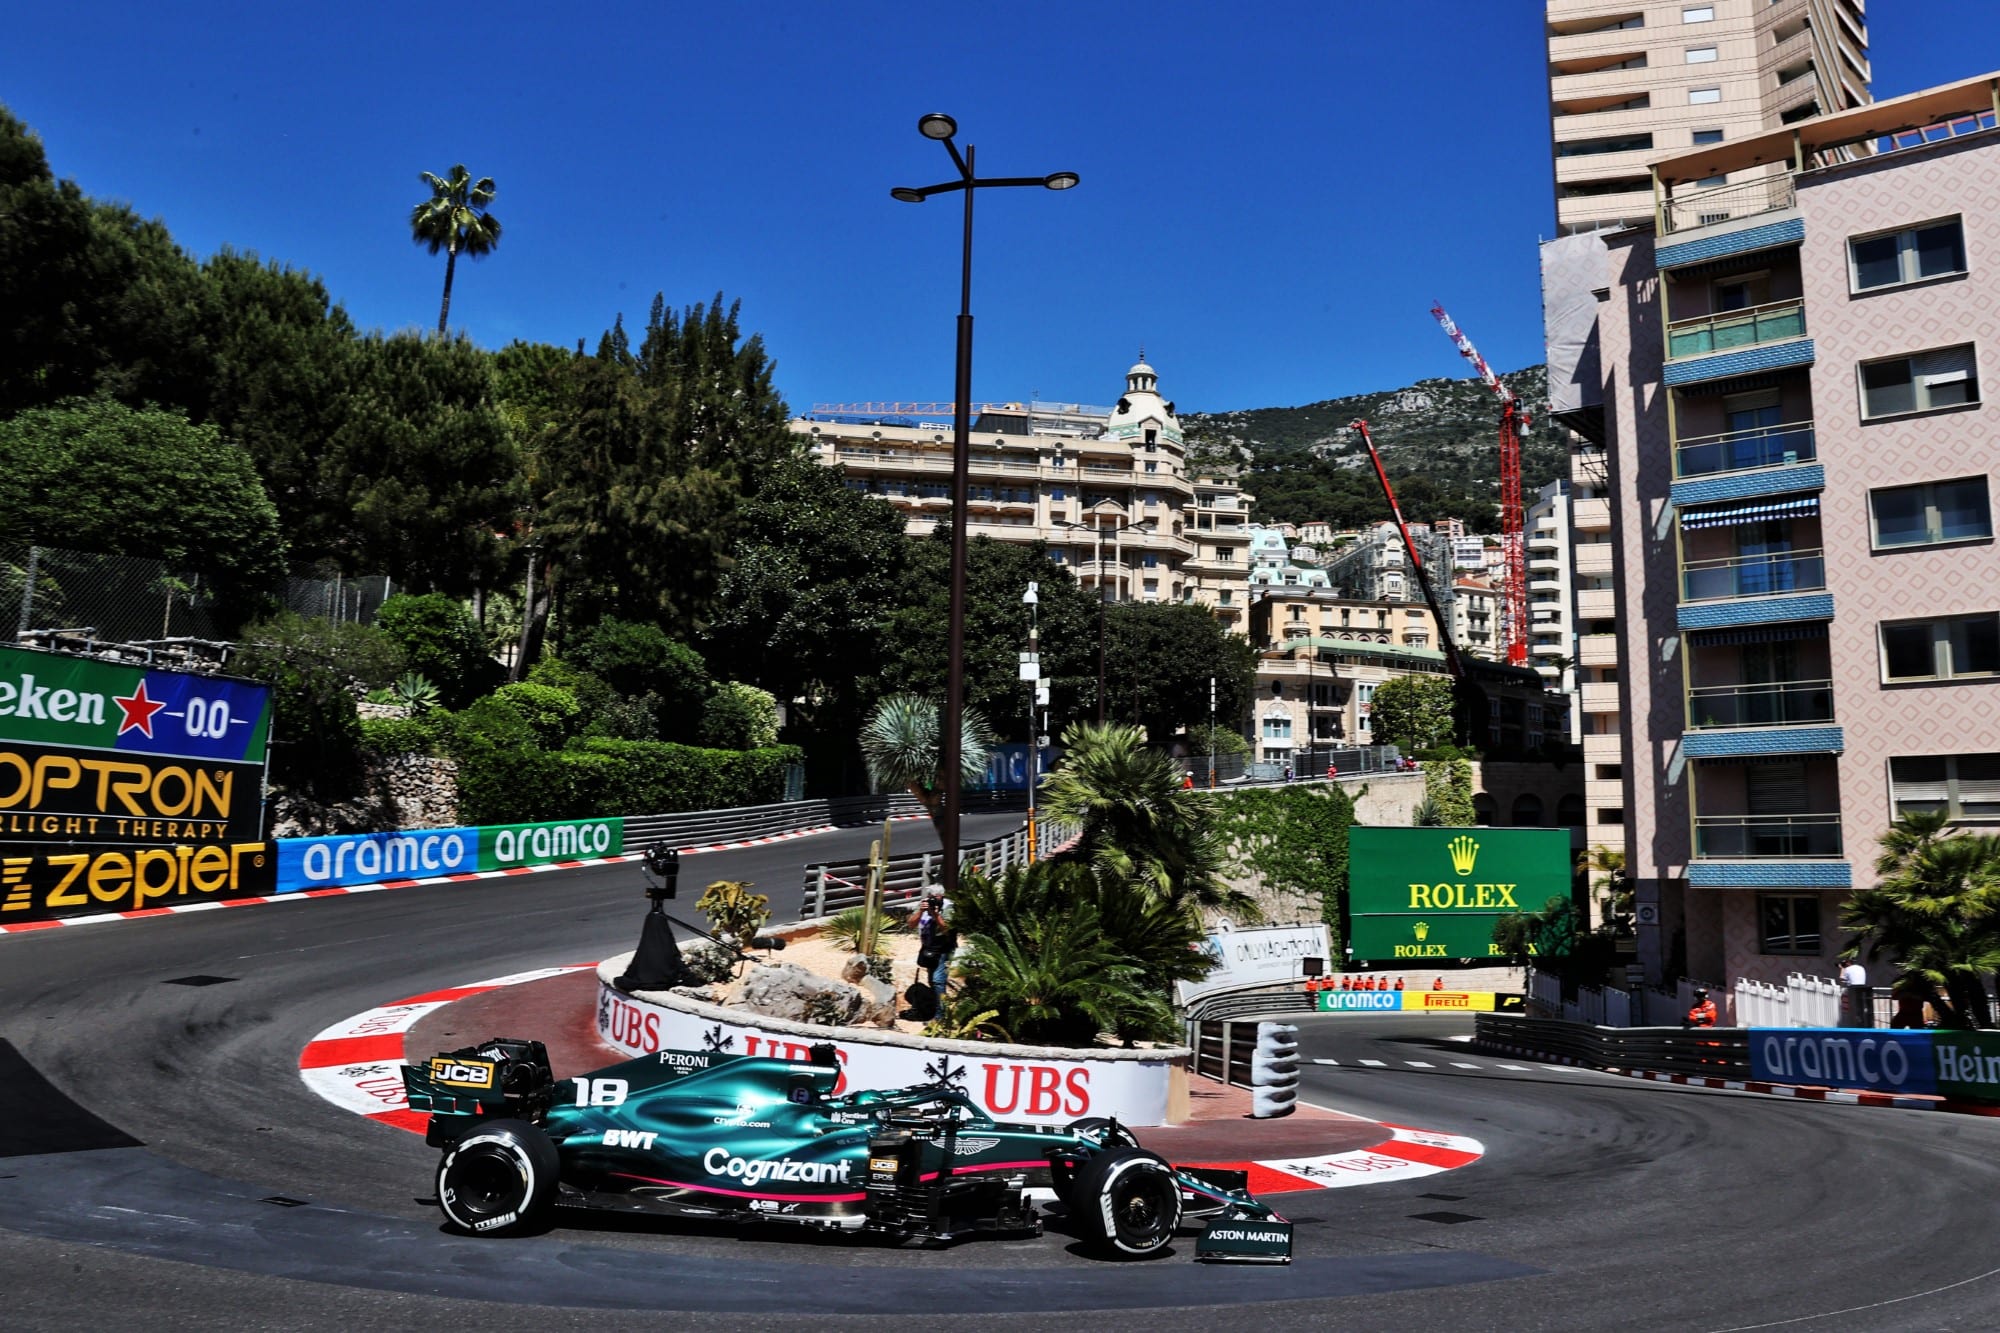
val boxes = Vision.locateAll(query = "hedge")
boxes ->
[559,738,802,818]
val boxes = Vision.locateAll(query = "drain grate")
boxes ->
[260,1195,309,1208]
[1410,1210,1482,1225]
[163,975,237,987]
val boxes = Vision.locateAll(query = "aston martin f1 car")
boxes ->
[402,1038,1290,1261]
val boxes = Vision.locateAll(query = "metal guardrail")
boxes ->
[1474,1013,1750,1078]
[1184,984,1317,1024]
[623,789,1026,854]
[797,816,1063,920]
[1190,1020,1259,1087]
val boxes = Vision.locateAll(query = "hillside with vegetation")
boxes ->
[1183,365,1570,532]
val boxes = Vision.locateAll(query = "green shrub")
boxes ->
[558,738,802,816]
[490,681,582,748]
[527,656,618,723]
[443,695,572,824]
[238,611,406,688]
[359,716,434,759]
[231,644,365,802]
[376,593,497,707]
[679,942,739,985]
[700,681,780,749]
[572,617,711,737]
[696,880,770,944]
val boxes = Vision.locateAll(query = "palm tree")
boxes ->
[1577,844,1628,930]
[410,165,501,335]
[1039,721,1256,920]
[1842,812,2000,1028]
[858,693,993,840]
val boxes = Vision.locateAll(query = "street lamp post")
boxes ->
[893,114,1077,901]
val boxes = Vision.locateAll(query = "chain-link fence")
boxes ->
[5,542,392,662]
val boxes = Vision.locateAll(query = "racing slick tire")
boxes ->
[1069,1146,1183,1258]
[1051,1118,1143,1204]
[435,1118,559,1236]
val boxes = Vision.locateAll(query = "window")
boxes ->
[1861,345,1980,418]
[1512,794,1546,827]
[1556,133,1655,158]
[1684,5,1714,19]
[1686,46,1718,62]
[1889,754,2000,821]
[1144,460,1158,473]
[1689,86,1722,104]
[1692,128,1724,144]
[1597,807,1626,825]
[1261,716,1292,740]
[1870,478,1992,549]
[1759,895,1821,954]
[1879,613,2000,682]
[1142,552,1159,568]
[1696,174,1727,187]
[1849,219,1966,292]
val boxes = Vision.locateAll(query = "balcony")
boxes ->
[1693,814,1844,860]
[1686,680,1834,730]
[1577,587,1617,620]
[1662,175,1797,236]
[1681,549,1825,603]
[1675,422,1816,480]
[1583,732,1623,763]
[1580,683,1621,714]
[1572,496,1611,531]
[1574,543,1614,577]
[1667,300,1807,361]
[1579,632,1619,667]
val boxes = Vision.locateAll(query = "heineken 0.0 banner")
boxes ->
[0,646,273,923]
[1347,827,1571,963]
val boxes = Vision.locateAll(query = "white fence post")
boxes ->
[811,867,827,919]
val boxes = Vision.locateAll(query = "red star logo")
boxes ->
[113,681,166,738]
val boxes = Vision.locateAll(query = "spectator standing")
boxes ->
[910,886,955,1001]
[1840,959,1872,1028]
[1684,986,1719,1029]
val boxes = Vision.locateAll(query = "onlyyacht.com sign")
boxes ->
[1177,921,1329,1003]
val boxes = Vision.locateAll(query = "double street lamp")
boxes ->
[892,113,1077,900]
[1056,507,1155,723]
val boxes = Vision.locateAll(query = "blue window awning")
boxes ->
[1680,494,1819,530]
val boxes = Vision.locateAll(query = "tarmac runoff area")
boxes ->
[299,964,1487,1193]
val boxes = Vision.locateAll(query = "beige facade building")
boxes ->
[798,360,1254,626]
[1580,75,2000,987]
[1548,0,1870,235]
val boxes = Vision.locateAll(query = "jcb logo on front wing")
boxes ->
[429,1058,496,1089]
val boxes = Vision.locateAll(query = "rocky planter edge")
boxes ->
[595,952,1192,1126]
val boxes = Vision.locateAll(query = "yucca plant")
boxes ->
[859,694,994,841]
[822,905,907,955]
[695,881,770,946]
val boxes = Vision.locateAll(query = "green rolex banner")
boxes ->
[1347,827,1571,963]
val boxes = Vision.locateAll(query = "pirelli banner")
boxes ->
[0,646,273,922]
[1347,827,1571,964]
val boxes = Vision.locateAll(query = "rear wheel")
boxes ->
[1070,1146,1183,1258]
[435,1119,558,1236]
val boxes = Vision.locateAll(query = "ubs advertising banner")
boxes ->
[480,817,623,871]
[1748,1028,1938,1096]
[277,827,480,893]
[0,647,274,922]
[1348,827,1571,963]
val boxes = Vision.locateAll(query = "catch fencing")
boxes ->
[797,816,1063,921]
[1530,970,1869,1030]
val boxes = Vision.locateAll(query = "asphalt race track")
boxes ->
[4,816,2000,1331]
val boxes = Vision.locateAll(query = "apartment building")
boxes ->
[1547,0,1870,236]
[1247,589,1445,761]
[1453,576,1502,660]
[1584,75,2000,986]
[1543,0,1872,882]
[798,359,1255,625]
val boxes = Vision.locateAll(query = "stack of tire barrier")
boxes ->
[1251,1021,1300,1118]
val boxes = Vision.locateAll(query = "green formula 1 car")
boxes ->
[401,1037,1290,1261]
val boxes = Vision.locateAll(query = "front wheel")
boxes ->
[1070,1147,1183,1258]
[435,1118,558,1236]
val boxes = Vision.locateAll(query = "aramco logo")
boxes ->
[1449,835,1480,878]
[1413,921,1430,942]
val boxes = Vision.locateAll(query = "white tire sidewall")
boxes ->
[1094,1154,1182,1256]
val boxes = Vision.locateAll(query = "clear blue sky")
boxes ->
[5,3,1992,414]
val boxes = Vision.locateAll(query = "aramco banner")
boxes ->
[1347,827,1571,963]
[0,647,273,923]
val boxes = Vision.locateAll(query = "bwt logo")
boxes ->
[603,1129,659,1150]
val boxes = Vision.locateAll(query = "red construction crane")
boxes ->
[1430,302,1530,668]
[1350,419,1465,684]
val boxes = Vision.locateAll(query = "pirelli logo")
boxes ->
[429,1058,497,1090]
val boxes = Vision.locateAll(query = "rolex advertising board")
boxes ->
[1347,827,1571,963]
[0,646,273,923]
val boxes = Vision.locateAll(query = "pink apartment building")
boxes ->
[1591,73,2000,985]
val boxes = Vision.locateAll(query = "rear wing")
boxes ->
[400,1038,555,1129]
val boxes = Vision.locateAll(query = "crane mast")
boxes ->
[1431,303,1530,668]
